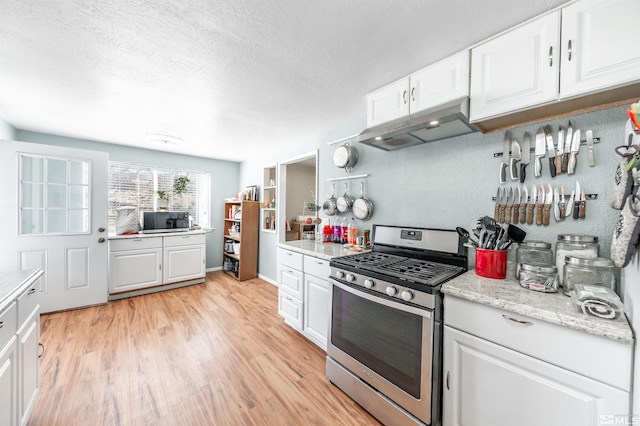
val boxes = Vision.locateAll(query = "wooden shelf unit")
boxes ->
[223,200,259,281]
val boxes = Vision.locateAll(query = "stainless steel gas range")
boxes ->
[327,225,467,426]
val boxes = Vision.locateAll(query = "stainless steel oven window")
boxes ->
[330,285,424,398]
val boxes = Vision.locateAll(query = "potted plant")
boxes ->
[156,190,169,210]
[173,175,190,197]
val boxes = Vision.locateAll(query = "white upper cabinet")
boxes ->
[366,50,470,128]
[560,0,640,98]
[470,11,560,121]
[366,79,410,127]
[471,0,640,122]
[410,50,470,114]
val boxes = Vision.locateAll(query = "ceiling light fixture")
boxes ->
[146,131,184,146]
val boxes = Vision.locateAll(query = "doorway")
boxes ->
[277,150,318,243]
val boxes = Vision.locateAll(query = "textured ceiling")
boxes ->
[0,0,569,161]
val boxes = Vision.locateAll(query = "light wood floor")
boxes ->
[28,271,380,426]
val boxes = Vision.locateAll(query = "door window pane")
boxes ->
[21,209,43,234]
[69,161,88,184]
[19,155,90,234]
[46,183,67,208]
[46,210,67,233]
[21,156,44,181]
[21,183,43,208]
[47,159,67,183]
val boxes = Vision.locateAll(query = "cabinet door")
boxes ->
[443,326,629,426]
[410,50,469,114]
[303,274,330,350]
[18,310,39,426]
[0,339,17,426]
[366,78,410,127]
[163,244,206,284]
[278,291,303,331]
[277,264,303,300]
[109,248,163,293]
[470,11,560,121]
[560,0,640,98]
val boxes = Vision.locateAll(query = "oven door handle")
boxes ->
[330,279,432,318]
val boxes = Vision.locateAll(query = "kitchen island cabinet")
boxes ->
[277,241,363,350]
[108,231,206,300]
[0,269,43,426]
[441,268,633,426]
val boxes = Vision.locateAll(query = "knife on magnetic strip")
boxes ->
[527,185,537,225]
[536,185,545,225]
[520,132,530,183]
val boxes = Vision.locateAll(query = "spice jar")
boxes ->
[563,256,615,296]
[555,234,599,287]
[519,262,558,293]
[515,241,553,280]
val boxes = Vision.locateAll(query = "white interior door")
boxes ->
[0,140,108,313]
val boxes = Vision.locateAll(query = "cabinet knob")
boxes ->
[0,321,4,329]
[98,227,105,232]
[27,288,36,295]
[446,371,450,390]
[567,39,572,61]
[98,238,106,243]
[548,46,553,67]
[501,314,532,326]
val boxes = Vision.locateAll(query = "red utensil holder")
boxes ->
[475,248,507,279]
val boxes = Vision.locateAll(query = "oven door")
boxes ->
[328,279,435,425]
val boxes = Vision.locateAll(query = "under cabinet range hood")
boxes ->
[357,97,477,151]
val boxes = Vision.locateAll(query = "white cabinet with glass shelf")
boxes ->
[262,165,277,233]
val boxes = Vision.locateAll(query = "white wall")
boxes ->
[0,117,16,140]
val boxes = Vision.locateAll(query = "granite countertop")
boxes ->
[109,229,209,240]
[441,264,633,343]
[0,269,44,311]
[278,240,368,260]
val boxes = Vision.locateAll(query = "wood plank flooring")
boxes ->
[28,271,380,426]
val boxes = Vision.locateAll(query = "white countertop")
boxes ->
[441,264,633,343]
[278,240,368,260]
[109,229,209,240]
[0,269,43,311]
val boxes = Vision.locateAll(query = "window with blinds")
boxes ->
[108,161,210,233]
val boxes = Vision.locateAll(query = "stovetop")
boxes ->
[331,251,464,287]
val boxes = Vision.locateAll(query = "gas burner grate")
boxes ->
[383,259,460,282]
[336,252,406,268]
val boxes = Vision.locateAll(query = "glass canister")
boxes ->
[519,262,558,293]
[563,256,616,296]
[515,241,553,279]
[555,234,599,287]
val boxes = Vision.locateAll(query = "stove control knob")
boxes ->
[336,271,345,279]
[346,274,356,282]
[401,290,414,301]
[386,286,397,297]
[363,279,374,289]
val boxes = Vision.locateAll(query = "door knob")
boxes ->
[98,238,106,243]
[98,227,105,232]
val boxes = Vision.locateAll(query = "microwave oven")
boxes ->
[142,211,190,233]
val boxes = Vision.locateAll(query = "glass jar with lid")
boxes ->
[515,241,553,280]
[555,234,599,287]
[563,256,615,296]
[519,262,558,293]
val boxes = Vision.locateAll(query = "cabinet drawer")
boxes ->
[303,255,330,279]
[444,296,633,391]
[110,237,162,252]
[17,284,39,327]
[278,291,303,330]
[277,248,303,271]
[277,264,304,300]
[0,302,17,348]
[163,233,206,247]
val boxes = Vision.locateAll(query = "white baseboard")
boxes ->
[258,273,277,286]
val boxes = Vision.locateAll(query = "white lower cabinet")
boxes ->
[277,248,331,350]
[443,296,631,426]
[163,235,206,284]
[109,237,163,293]
[0,303,18,426]
[0,271,42,426]
[108,233,206,296]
